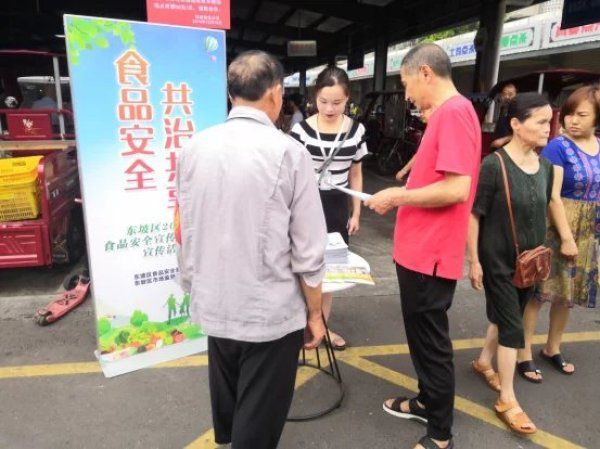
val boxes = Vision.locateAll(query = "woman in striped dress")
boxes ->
[291,66,368,350]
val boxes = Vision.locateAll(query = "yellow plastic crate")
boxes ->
[0,156,43,186]
[0,156,42,221]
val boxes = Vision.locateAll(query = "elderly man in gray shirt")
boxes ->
[176,50,327,449]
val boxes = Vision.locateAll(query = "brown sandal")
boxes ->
[472,360,501,392]
[495,399,537,435]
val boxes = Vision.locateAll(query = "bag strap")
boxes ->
[316,118,354,175]
[494,151,521,255]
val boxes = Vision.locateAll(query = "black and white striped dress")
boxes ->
[291,118,368,243]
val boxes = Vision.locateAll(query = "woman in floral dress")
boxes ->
[519,85,600,379]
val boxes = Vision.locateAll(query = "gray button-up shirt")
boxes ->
[176,106,327,342]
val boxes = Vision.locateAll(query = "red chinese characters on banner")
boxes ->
[162,82,195,208]
[116,50,157,191]
[119,89,153,121]
[125,159,157,191]
[116,50,149,85]
[120,124,155,156]
[552,22,600,41]
[147,0,230,30]
[164,117,194,150]
[162,82,193,115]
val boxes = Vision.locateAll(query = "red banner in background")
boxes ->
[147,0,230,30]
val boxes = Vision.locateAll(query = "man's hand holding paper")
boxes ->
[365,187,405,215]
[325,182,372,202]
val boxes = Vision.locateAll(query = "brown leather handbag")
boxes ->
[495,152,552,289]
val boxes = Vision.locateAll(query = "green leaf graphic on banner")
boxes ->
[96,36,109,48]
[97,313,204,356]
[66,17,136,65]
[98,317,112,336]
[130,310,149,327]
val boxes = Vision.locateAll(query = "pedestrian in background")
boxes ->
[288,92,306,130]
[491,82,518,150]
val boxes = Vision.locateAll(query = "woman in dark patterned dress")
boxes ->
[467,93,576,435]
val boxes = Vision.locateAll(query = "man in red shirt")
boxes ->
[366,43,481,449]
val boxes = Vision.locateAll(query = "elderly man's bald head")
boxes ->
[228,51,284,101]
[401,43,452,79]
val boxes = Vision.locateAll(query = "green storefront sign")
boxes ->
[500,29,534,50]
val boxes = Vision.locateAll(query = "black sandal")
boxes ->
[418,435,454,449]
[539,350,575,375]
[382,396,428,424]
[516,360,543,383]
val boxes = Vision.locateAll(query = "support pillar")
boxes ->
[373,34,388,92]
[472,0,506,94]
[299,69,307,96]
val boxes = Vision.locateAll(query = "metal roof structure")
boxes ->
[0,0,548,72]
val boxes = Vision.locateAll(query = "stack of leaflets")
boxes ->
[325,232,349,265]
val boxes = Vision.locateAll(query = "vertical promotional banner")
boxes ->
[64,15,227,377]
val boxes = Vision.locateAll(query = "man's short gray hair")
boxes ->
[401,43,452,78]
[228,50,284,101]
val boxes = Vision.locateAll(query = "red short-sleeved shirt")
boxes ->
[393,95,481,280]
